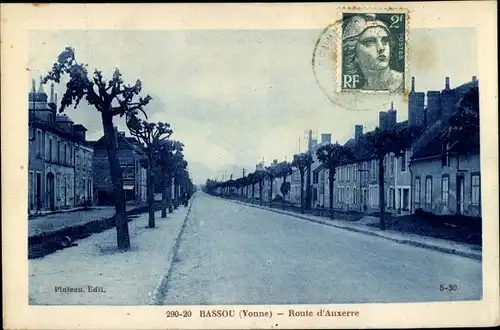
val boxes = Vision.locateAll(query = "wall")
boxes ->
[411,153,481,217]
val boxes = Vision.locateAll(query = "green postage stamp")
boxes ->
[340,12,406,92]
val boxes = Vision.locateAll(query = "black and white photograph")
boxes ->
[2,2,498,330]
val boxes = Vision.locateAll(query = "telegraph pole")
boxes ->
[306,129,313,210]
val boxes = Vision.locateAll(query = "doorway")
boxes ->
[36,172,42,212]
[456,175,465,215]
[46,173,55,211]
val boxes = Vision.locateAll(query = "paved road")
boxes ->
[161,192,482,305]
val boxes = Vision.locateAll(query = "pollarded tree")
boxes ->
[247,172,256,201]
[265,163,279,206]
[292,153,314,214]
[126,115,173,228]
[276,161,293,209]
[316,143,354,219]
[365,126,418,230]
[43,47,152,250]
[156,140,184,217]
[172,155,188,207]
[254,170,267,206]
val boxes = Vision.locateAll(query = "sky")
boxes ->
[28,28,477,184]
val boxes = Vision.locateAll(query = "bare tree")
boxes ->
[126,116,173,228]
[292,153,313,214]
[316,143,353,219]
[43,47,152,250]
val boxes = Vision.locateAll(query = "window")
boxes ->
[369,186,379,208]
[414,177,420,205]
[62,144,66,165]
[441,175,449,205]
[313,172,319,184]
[390,155,395,174]
[56,174,60,199]
[48,138,53,161]
[353,187,357,204]
[401,151,407,172]
[354,164,357,181]
[347,187,350,204]
[36,129,42,156]
[66,145,70,164]
[471,174,480,205]
[57,141,61,163]
[403,189,409,210]
[425,176,433,205]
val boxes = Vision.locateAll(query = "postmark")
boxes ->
[312,8,409,110]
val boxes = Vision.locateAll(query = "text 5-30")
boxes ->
[440,284,458,291]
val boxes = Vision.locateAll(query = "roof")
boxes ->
[312,163,327,173]
[412,80,479,160]
[95,132,147,158]
[30,119,94,148]
[73,124,87,131]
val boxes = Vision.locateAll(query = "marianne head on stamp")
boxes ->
[341,13,405,92]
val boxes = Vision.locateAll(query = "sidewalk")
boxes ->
[29,203,192,305]
[29,204,144,238]
[229,199,482,261]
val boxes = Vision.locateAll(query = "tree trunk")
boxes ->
[300,171,305,214]
[168,176,173,213]
[146,151,155,227]
[259,181,263,206]
[101,112,130,250]
[173,178,179,209]
[161,172,168,218]
[329,171,334,220]
[252,183,255,202]
[378,156,386,230]
[282,176,286,210]
[269,177,273,207]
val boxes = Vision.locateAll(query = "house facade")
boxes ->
[409,77,480,217]
[309,76,480,218]
[91,130,148,205]
[28,79,94,213]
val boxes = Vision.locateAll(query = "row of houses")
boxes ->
[27,78,150,214]
[247,76,480,218]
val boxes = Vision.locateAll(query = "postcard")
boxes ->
[1,2,499,329]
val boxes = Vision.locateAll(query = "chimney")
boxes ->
[445,77,450,90]
[321,133,331,144]
[387,102,397,128]
[31,78,36,93]
[50,83,55,103]
[37,76,44,93]
[354,125,363,140]
[310,139,318,150]
[55,93,58,106]
[426,91,442,124]
[409,77,425,128]
[472,76,477,83]
[379,111,389,131]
